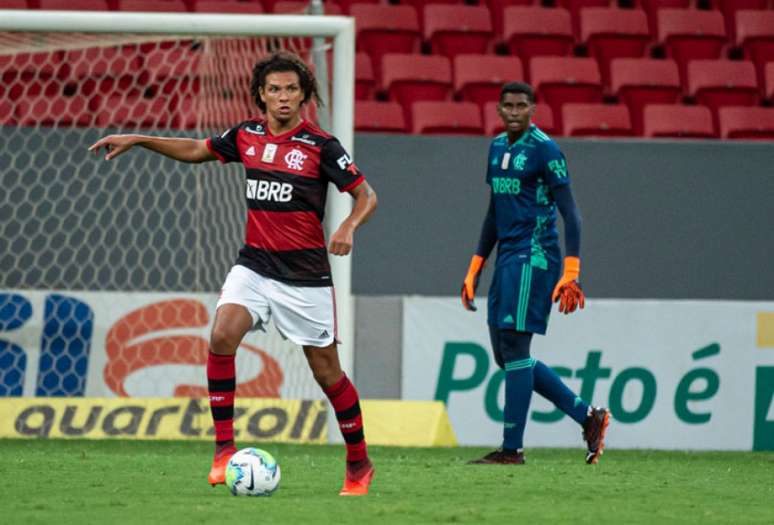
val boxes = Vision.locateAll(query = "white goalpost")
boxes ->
[0,10,357,393]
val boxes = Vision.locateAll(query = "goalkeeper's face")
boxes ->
[259,71,305,125]
[498,93,535,136]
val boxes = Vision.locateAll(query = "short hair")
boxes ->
[250,51,322,113]
[499,82,535,104]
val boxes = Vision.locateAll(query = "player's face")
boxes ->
[259,71,305,126]
[498,93,535,136]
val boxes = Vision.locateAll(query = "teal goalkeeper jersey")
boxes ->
[486,124,570,270]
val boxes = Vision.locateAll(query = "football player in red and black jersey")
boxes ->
[89,51,378,496]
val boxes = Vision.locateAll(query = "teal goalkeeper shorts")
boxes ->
[487,253,561,335]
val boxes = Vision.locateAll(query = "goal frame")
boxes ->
[0,9,358,377]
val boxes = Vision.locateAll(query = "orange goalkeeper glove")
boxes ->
[461,255,485,311]
[552,256,585,314]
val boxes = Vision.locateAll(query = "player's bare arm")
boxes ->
[328,181,378,256]
[88,135,216,163]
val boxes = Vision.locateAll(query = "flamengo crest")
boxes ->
[284,148,307,170]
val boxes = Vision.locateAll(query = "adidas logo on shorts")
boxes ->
[319,330,329,338]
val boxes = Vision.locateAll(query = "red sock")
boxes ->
[207,351,236,447]
[324,374,368,463]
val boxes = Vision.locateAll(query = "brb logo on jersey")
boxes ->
[284,148,307,171]
[247,180,293,202]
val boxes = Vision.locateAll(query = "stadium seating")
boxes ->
[400,0,464,26]
[16,96,92,127]
[350,4,421,81]
[718,106,774,139]
[643,104,716,138]
[144,47,201,95]
[334,0,377,15]
[0,0,27,8]
[412,101,483,135]
[715,0,769,41]
[767,62,774,101]
[194,0,264,13]
[687,60,759,131]
[355,101,407,133]
[453,54,523,109]
[555,0,611,38]
[423,5,493,60]
[381,53,452,115]
[502,7,574,74]
[39,0,109,9]
[562,103,633,137]
[0,100,15,126]
[486,0,534,39]
[735,10,774,86]
[610,57,681,135]
[530,56,603,130]
[637,0,690,37]
[118,0,187,12]
[580,8,650,86]
[356,52,375,101]
[97,95,172,127]
[656,9,727,82]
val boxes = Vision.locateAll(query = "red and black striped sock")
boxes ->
[324,374,368,463]
[207,351,236,451]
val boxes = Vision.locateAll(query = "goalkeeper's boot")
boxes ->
[208,443,236,486]
[468,449,525,465]
[339,458,375,496]
[583,406,610,464]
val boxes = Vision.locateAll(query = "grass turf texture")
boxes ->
[2,440,773,524]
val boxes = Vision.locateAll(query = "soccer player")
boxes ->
[460,82,609,465]
[89,51,378,495]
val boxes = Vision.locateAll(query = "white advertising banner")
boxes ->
[402,298,774,451]
[0,290,320,399]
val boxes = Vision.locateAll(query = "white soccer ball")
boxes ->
[225,448,281,496]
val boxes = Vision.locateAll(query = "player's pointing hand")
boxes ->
[88,134,138,160]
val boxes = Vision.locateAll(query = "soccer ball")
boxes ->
[225,448,281,496]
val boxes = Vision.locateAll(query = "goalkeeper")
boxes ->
[462,82,609,465]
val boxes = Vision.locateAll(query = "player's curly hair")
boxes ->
[250,51,323,113]
[500,82,535,104]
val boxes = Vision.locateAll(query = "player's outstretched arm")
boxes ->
[328,181,378,256]
[88,134,216,163]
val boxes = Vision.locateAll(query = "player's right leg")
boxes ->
[207,266,268,485]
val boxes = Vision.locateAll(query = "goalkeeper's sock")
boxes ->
[533,359,588,425]
[207,351,236,446]
[324,374,368,463]
[502,358,535,451]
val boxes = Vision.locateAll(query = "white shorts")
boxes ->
[216,264,337,347]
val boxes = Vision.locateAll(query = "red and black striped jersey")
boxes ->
[206,119,365,286]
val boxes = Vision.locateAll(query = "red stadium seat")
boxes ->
[767,62,774,101]
[530,56,603,130]
[735,10,774,87]
[144,47,201,95]
[355,52,375,101]
[562,103,633,137]
[423,5,494,60]
[97,95,173,128]
[555,0,611,38]
[486,0,535,39]
[412,101,483,135]
[718,106,774,140]
[643,104,716,138]
[355,101,407,133]
[610,57,681,135]
[715,0,768,41]
[0,0,27,7]
[453,54,523,108]
[119,0,187,11]
[350,4,421,81]
[656,9,727,83]
[637,0,690,37]
[39,0,109,9]
[194,0,263,13]
[687,60,759,131]
[502,7,574,74]
[400,0,464,26]
[580,8,650,86]
[484,101,557,137]
[334,0,377,15]
[64,46,142,80]
[381,53,452,118]
[272,1,340,13]
[16,96,93,127]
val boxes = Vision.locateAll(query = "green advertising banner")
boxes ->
[402,299,774,451]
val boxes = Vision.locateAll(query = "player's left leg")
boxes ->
[303,343,374,496]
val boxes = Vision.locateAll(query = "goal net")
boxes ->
[0,11,355,401]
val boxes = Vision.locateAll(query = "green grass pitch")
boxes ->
[2,439,773,524]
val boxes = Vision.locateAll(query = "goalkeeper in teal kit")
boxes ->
[461,82,610,465]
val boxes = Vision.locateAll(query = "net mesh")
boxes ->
[0,29,332,400]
